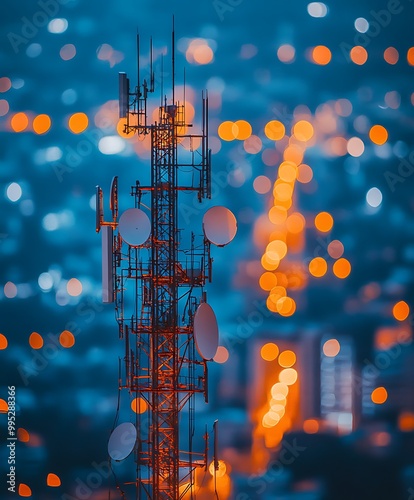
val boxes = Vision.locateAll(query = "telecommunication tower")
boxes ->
[96,26,237,499]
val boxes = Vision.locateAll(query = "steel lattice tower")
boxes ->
[96,26,235,499]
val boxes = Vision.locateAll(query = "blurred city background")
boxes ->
[1,0,414,498]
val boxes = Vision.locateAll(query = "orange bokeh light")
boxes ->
[59,330,75,348]
[369,124,388,145]
[47,473,61,487]
[33,114,51,134]
[350,46,368,65]
[286,213,305,234]
[0,399,8,413]
[68,112,88,134]
[314,212,333,232]
[268,206,287,225]
[312,45,331,65]
[333,258,351,279]
[0,333,8,349]
[218,121,236,141]
[393,300,409,321]
[209,460,227,478]
[407,47,414,66]
[309,257,328,278]
[293,120,314,142]
[399,412,414,432]
[17,428,30,442]
[276,296,296,316]
[234,120,252,140]
[303,419,319,434]
[29,332,43,350]
[278,161,297,182]
[278,350,296,368]
[259,272,277,291]
[371,386,388,404]
[18,484,32,497]
[264,120,285,141]
[283,144,304,165]
[11,112,29,132]
[131,397,148,414]
[261,342,279,361]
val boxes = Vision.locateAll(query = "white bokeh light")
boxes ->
[355,17,369,33]
[6,182,22,202]
[98,136,126,155]
[48,18,68,34]
[366,187,383,208]
[38,272,54,291]
[307,2,328,17]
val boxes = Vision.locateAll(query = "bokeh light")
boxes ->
[261,342,279,361]
[309,257,328,277]
[328,240,344,259]
[68,112,88,134]
[371,386,388,404]
[312,45,331,65]
[131,397,148,414]
[11,112,29,132]
[29,332,44,349]
[366,187,383,208]
[369,125,388,145]
[314,212,333,232]
[33,114,51,134]
[59,330,75,348]
[279,368,298,385]
[264,120,285,140]
[393,301,409,321]
[350,46,368,65]
[323,338,341,357]
[46,473,61,487]
[384,47,399,65]
[277,44,296,63]
[213,346,229,363]
[278,350,296,367]
[0,333,8,350]
[333,258,351,279]
[67,278,82,297]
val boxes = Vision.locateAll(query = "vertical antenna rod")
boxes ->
[172,15,175,105]
[137,31,140,96]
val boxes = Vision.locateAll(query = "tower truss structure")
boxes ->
[96,28,235,499]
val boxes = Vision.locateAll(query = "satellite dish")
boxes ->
[202,206,237,247]
[194,303,219,361]
[108,422,137,461]
[118,208,151,246]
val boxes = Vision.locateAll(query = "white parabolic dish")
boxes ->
[118,208,151,246]
[108,422,137,461]
[202,206,237,247]
[194,303,219,360]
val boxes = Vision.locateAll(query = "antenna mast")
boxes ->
[97,23,236,500]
